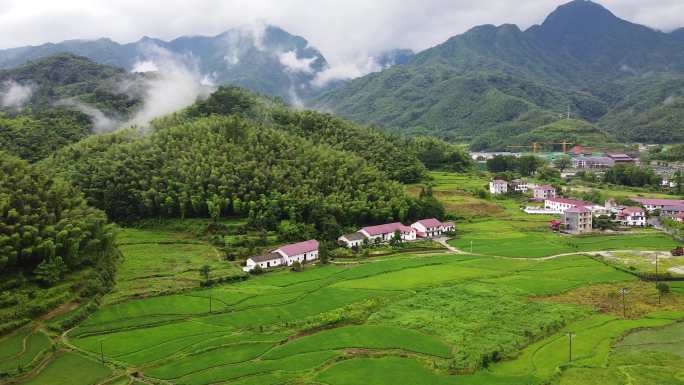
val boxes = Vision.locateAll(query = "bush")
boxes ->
[291,261,303,272]
[250,265,264,275]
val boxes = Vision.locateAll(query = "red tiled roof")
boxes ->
[676,212,684,219]
[443,221,455,227]
[621,207,644,215]
[415,218,443,228]
[566,206,591,214]
[362,223,413,236]
[276,240,319,257]
[632,198,684,206]
[546,197,591,206]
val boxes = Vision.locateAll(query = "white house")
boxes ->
[533,185,556,201]
[442,221,455,232]
[360,223,416,243]
[338,232,367,248]
[632,198,684,213]
[617,207,646,227]
[510,179,529,193]
[489,180,508,195]
[411,218,450,238]
[243,240,319,272]
[544,197,593,214]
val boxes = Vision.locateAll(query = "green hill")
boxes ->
[0,54,143,161]
[313,0,684,147]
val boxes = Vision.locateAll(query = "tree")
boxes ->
[200,265,211,282]
[33,256,67,287]
[518,156,541,177]
[291,261,303,272]
[656,282,670,296]
[554,155,572,173]
[389,230,403,247]
[250,265,264,275]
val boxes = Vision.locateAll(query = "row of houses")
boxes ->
[489,179,557,201]
[243,218,455,272]
[338,218,455,248]
[545,197,647,234]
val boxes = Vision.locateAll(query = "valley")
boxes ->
[1,1,684,385]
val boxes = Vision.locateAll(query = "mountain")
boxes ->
[0,25,329,102]
[314,0,684,146]
[0,54,144,161]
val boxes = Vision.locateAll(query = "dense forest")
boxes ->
[0,54,144,161]
[42,115,444,239]
[186,87,471,183]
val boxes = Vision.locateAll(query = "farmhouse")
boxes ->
[360,223,416,243]
[510,179,529,193]
[544,197,593,214]
[569,145,592,156]
[662,205,684,218]
[607,153,635,164]
[675,213,684,223]
[563,206,593,234]
[617,207,646,227]
[411,218,454,238]
[572,156,614,169]
[533,185,556,201]
[338,232,366,248]
[244,240,319,272]
[489,179,508,195]
[632,198,684,213]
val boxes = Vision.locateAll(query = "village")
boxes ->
[243,218,454,272]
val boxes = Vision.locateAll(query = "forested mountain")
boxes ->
[314,0,684,147]
[41,116,441,239]
[0,26,329,101]
[0,54,144,161]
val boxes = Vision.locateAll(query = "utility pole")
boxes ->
[567,105,571,120]
[567,332,575,362]
[209,296,212,314]
[470,241,473,253]
[656,254,661,305]
[100,340,104,364]
[619,288,629,318]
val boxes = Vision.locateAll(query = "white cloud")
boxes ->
[128,43,215,127]
[0,1,683,90]
[278,51,316,74]
[131,60,159,73]
[57,99,120,134]
[1,80,33,108]
[311,56,383,88]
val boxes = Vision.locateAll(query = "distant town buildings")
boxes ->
[607,153,635,164]
[572,156,614,169]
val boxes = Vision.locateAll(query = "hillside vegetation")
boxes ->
[314,0,684,147]
[42,113,442,237]
[0,151,117,333]
[0,54,143,161]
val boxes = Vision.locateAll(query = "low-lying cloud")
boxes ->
[57,99,121,134]
[128,43,215,127]
[1,80,33,109]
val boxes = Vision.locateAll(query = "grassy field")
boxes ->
[595,251,684,277]
[108,227,244,304]
[24,248,674,385]
[450,220,677,258]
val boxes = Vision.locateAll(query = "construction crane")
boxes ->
[545,141,574,153]
[507,142,541,153]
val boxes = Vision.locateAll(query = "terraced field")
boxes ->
[9,250,669,385]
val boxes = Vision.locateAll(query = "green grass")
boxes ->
[264,325,452,359]
[107,228,243,304]
[20,352,111,385]
[61,244,683,385]
[450,220,677,258]
[317,356,461,385]
[615,322,684,357]
[0,331,51,374]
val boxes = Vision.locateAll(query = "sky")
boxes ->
[1,0,683,68]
